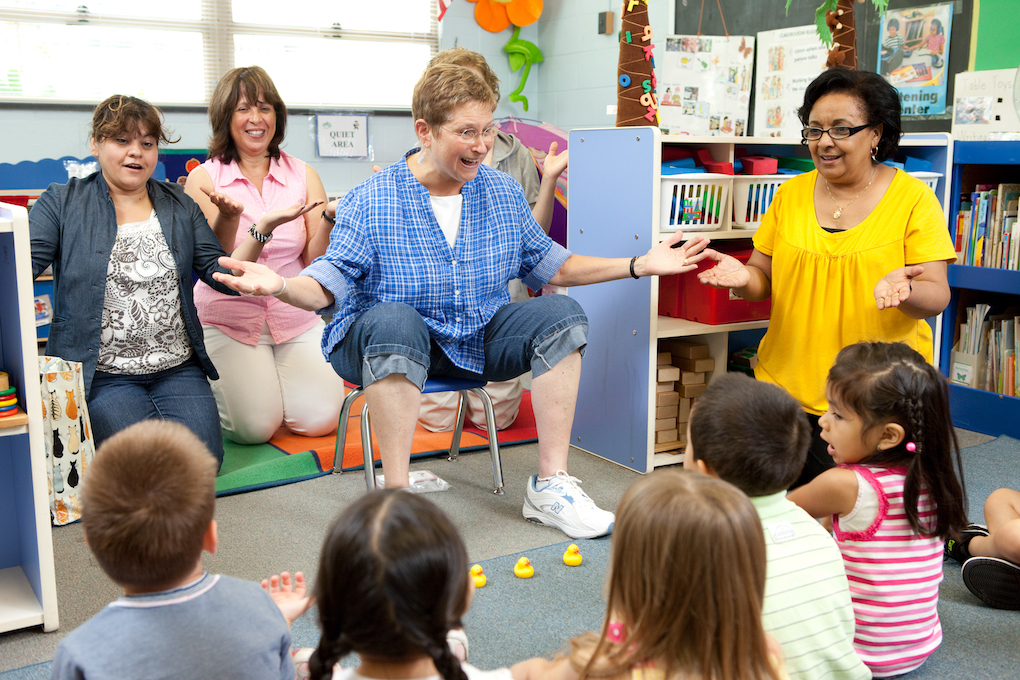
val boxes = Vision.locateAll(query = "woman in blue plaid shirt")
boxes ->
[215,65,708,539]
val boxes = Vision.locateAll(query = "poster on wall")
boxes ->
[658,35,755,136]
[878,3,952,116]
[952,69,1020,141]
[754,25,828,138]
[316,114,369,158]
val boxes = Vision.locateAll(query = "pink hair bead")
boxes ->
[906,442,917,452]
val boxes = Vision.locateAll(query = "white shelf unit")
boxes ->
[567,128,952,473]
[0,202,59,633]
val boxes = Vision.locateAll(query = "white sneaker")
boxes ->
[522,471,615,539]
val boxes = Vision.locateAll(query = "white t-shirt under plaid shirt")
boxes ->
[303,148,570,374]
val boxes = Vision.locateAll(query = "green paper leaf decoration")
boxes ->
[508,51,526,72]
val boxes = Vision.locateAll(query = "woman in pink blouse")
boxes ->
[186,66,346,444]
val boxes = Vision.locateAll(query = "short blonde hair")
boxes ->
[428,47,500,102]
[412,64,497,131]
[82,421,217,591]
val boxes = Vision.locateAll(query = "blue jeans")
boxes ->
[89,359,224,468]
[328,296,588,390]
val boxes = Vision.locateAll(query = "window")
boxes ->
[0,0,438,108]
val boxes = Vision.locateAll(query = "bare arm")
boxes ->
[185,166,241,252]
[212,257,335,311]
[548,231,711,287]
[302,164,331,265]
[697,248,773,301]
[874,259,950,319]
[511,656,578,680]
[531,142,568,234]
[786,467,860,520]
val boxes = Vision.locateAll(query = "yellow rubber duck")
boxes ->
[470,564,486,588]
[563,544,583,567]
[514,556,535,579]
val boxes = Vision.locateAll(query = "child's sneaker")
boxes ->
[292,648,314,680]
[523,471,614,539]
[944,523,989,562]
[447,627,469,662]
[961,556,1020,610]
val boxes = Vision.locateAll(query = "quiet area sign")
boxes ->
[316,114,369,158]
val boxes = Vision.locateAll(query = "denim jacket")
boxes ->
[29,172,237,396]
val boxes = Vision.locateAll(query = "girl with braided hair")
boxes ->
[307,490,504,680]
[788,341,968,677]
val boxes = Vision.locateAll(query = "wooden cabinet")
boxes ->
[0,202,58,633]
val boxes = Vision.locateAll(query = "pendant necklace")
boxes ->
[825,165,878,219]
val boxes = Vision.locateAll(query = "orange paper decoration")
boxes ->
[467,0,543,33]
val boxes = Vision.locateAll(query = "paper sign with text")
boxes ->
[316,114,368,158]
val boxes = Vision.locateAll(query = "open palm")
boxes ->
[697,249,751,289]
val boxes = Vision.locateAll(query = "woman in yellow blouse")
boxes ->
[698,69,956,488]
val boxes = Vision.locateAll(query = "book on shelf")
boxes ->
[959,305,1020,397]
[956,183,1020,270]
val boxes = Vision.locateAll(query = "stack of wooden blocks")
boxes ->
[654,340,715,456]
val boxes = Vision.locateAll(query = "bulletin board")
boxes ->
[670,0,974,134]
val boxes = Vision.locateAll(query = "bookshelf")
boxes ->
[941,141,1020,439]
[0,202,59,634]
[567,128,952,473]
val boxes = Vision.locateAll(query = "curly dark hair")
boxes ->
[798,69,902,163]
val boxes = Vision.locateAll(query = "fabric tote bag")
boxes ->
[39,356,96,526]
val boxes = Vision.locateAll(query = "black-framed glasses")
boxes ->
[441,125,499,143]
[801,124,871,141]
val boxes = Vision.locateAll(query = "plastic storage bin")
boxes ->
[658,247,772,324]
[908,171,941,192]
[659,174,731,232]
[731,175,789,229]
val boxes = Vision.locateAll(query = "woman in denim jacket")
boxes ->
[29,95,315,467]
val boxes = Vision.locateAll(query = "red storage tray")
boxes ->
[658,248,771,324]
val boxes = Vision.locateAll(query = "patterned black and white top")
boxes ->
[98,212,191,374]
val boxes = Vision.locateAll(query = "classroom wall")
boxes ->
[974,0,1020,71]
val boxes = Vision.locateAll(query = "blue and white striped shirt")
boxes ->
[303,149,571,374]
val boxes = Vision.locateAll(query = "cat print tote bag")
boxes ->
[39,357,96,526]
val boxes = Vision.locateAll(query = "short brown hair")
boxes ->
[82,421,217,591]
[412,64,497,131]
[90,95,176,146]
[689,373,810,495]
[572,471,779,680]
[428,47,501,102]
[207,65,288,163]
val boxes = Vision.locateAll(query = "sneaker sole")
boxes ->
[522,498,612,539]
[961,556,1020,610]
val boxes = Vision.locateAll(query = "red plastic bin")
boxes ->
[658,248,771,324]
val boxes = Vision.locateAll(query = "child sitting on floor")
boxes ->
[945,487,1020,610]
[788,342,968,677]
[684,373,869,680]
[51,420,310,680]
[307,490,510,680]
[511,470,788,680]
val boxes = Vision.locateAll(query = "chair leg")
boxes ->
[361,402,376,491]
[448,390,470,462]
[470,387,504,495]
[333,387,364,474]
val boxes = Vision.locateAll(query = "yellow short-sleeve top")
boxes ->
[752,169,957,415]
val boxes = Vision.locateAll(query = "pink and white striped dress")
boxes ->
[833,465,943,678]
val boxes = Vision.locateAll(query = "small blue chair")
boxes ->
[333,376,505,494]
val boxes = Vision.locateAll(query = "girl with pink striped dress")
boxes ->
[788,342,968,677]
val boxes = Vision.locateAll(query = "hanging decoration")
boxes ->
[787,0,889,70]
[467,0,545,112]
[616,0,659,127]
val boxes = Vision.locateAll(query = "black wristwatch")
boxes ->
[248,223,272,244]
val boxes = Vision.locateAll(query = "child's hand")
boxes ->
[543,142,569,181]
[261,571,314,627]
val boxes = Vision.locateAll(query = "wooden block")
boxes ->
[677,382,707,398]
[663,340,709,359]
[680,371,705,385]
[678,397,691,421]
[656,381,675,393]
[0,371,8,391]
[656,404,679,420]
[655,417,677,432]
[656,391,680,406]
[656,352,671,364]
[654,441,683,454]
[657,365,680,382]
[673,355,716,373]
[655,428,679,444]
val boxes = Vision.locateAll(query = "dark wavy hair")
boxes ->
[309,491,470,680]
[798,69,902,162]
[827,342,967,540]
[91,95,177,146]
[207,66,287,163]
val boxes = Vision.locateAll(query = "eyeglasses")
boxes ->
[801,124,871,141]
[441,125,498,143]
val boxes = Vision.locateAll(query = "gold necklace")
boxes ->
[825,166,878,219]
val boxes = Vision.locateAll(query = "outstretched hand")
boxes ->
[640,230,711,276]
[697,248,753,289]
[201,186,244,217]
[263,200,323,232]
[261,571,314,627]
[874,265,924,310]
[214,257,285,295]
[543,142,569,181]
